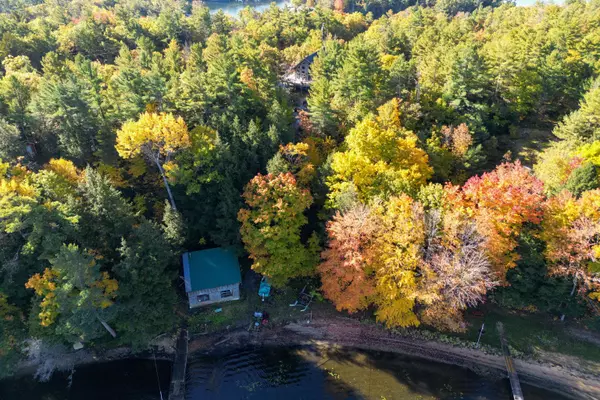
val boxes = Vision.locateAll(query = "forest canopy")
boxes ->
[1,0,600,377]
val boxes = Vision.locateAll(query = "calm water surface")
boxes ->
[0,346,574,400]
[0,359,172,400]
[185,346,571,400]
[205,0,290,16]
[205,0,560,17]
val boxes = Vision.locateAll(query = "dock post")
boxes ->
[497,322,524,400]
[168,328,188,400]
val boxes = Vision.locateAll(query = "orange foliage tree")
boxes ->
[446,161,545,278]
[319,204,378,313]
[541,190,600,301]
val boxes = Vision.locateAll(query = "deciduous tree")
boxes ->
[25,244,118,342]
[319,204,378,313]
[420,209,497,331]
[446,161,545,277]
[328,99,432,207]
[371,195,424,328]
[541,190,600,302]
[116,112,190,210]
[238,173,318,286]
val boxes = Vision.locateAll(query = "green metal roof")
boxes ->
[182,248,241,292]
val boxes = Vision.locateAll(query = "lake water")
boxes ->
[206,0,560,17]
[185,346,571,400]
[205,0,291,16]
[0,358,172,400]
[1,346,573,400]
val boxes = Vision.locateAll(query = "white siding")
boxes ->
[188,283,240,308]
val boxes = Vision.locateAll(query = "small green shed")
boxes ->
[182,248,242,308]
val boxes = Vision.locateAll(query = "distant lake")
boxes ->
[205,0,561,17]
[205,0,291,16]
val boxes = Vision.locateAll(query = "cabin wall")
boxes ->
[294,59,311,81]
[187,283,240,308]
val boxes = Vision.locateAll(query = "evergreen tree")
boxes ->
[0,118,25,160]
[565,163,600,198]
[332,36,387,122]
[162,201,185,247]
[113,221,176,349]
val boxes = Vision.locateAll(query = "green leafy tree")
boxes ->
[308,40,344,136]
[30,70,103,161]
[162,201,185,247]
[0,55,39,138]
[0,292,25,378]
[26,244,118,343]
[238,173,318,286]
[75,168,136,258]
[565,163,600,197]
[0,118,25,160]
[554,81,600,143]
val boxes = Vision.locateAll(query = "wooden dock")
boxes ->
[168,328,189,400]
[497,322,524,400]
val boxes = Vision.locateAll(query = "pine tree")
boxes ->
[332,37,387,122]
[113,221,176,349]
[162,201,185,246]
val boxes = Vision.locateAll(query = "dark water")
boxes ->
[0,346,574,400]
[186,346,571,400]
[0,359,172,400]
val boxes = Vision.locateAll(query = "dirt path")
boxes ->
[189,316,600,400]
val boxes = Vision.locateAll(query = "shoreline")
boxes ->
[8,337,177,381]
[7,316,599,399]
[189,317,600,400]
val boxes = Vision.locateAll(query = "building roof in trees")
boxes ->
[182,248,241,292]
[282,52,318,87]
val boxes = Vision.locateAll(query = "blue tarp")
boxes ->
[259,277,271,298]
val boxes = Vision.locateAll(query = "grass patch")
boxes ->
[188,300,250,334]
[187,279,318,335]
[457,306,600,362]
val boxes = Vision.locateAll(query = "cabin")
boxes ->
[282,52,318,89]
[182,248,242,308]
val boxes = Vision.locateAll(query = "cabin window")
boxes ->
[220,289,233,298]
[197,294,209,302]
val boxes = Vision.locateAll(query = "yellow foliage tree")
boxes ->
[116,112,190,210]
[328,99,432,207]
[371,195,425,328]
[33,158,83,199]
[25,244,118,339]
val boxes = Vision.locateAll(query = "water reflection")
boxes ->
[203,1,291,17]
[202,0,557,18]
[186,345,571,400]
[0,347,577,400]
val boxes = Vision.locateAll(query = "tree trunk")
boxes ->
[153,157,178,211]
[560,275,578,322]
[96,314,117,338]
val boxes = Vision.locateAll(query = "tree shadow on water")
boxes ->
[316,346,511,400]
